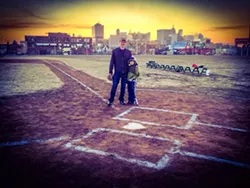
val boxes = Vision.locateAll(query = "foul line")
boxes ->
[193,122,249,133]
[57,60,76,71]
[0,136,68,147]
[179,151,250,169]
[43,60,110,106]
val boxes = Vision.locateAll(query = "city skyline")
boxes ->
[0,0,250,44]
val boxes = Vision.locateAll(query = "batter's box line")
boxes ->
[113,106,249,133]
[113,106,198,130]
[65,128,250,170]
[65,128,181,170]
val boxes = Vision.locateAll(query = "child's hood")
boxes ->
[128,56,138,65]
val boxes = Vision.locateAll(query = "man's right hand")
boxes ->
[107,73,113,81]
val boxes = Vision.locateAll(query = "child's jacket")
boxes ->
[128,62,140,81]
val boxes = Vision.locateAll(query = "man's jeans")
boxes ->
[109,72,127,103]
[127,80,136,103]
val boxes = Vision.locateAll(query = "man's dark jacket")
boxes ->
[109,47,132,74]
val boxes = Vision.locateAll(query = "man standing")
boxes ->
[107,37,132,106]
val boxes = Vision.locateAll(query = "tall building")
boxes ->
[92,22,104,44]
[157,29,171,45]
[177,29,183,41]
[170,34,178,45]
[157,26,176,45]
[116,29,120,35]
[108,30,127,49]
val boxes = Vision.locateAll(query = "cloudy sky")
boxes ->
[0,0,249,44]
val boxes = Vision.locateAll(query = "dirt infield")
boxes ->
[0,59,250,188]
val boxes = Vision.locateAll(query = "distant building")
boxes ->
[157,26,176,45]
[92,23,104,44]
[102,39,109,47]
[177,29,183,41]
[71,37,92,55]
[170,34,178,45]
[25,32,92,55]
[18,41,27,54]
[6,41,21,55]
[173,41,188,49]
[183,35,194,42]
[147,40,159,54]
[108,30,127,49]
[202,38,211,44]
[0,44,7,56]
[157,29,171,45]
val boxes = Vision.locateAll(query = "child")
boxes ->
[127,56,140,105]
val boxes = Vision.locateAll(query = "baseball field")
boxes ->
[0,55,250,188]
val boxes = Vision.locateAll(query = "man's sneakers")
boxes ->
[127,99,139,106]
[120,101,126,105]
[127,101,133,105]
[107,100,113,107]
[108,100,138,107]
[134,98,139,106]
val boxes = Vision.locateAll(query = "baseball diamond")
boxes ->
[0,56,250,188]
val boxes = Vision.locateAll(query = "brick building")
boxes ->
[25,32,92,55]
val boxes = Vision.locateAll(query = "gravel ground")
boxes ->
[0,63,63,97]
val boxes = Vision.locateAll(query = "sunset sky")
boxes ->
[0,0,249,44]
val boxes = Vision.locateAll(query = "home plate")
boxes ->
[122,122,146,130]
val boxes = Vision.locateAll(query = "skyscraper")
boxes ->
[177,29,183,41]
[157,26,176,45]
[157,29,172,45]
[92,22,104,44]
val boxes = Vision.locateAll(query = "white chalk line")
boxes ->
[78,127,181,143]
[43,60,114,108]
[135,106,196,115]
[113,106,196,130]
[193,122,249,133]
[137,88,250,101]
[65,128,181,169]
[114,117,191,130]
[57,60,76,72]
[138,88,194,94]
[178,151,250,169]
[186,114,198,129]
[66,128,250,169]
[65,143,165,169]
[0,136,68,147]
[114,106,249,132]
[115,107,136,118]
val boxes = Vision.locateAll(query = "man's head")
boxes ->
[119,37,126,49]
